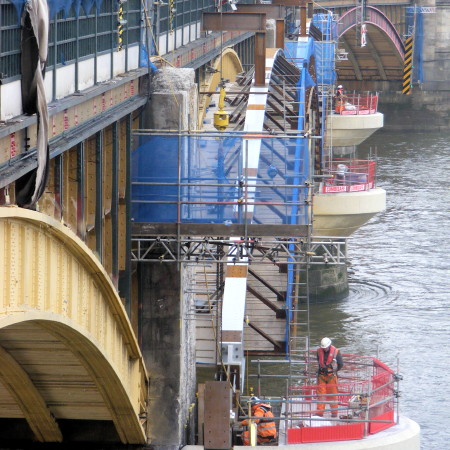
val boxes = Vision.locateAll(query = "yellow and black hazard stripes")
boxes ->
[402,36,413,94]
[117,0,124,51]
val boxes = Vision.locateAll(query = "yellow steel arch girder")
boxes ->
[0,343,62,442]
[198,47,243,128]
[0,207,148,444]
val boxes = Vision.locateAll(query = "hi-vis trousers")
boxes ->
[317,373,339,417]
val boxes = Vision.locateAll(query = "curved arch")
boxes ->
[0,207,148,444]
[0,341,62,442]
[198,47,244,128]
[338,6,404,60]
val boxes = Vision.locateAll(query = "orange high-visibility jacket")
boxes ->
[242,403,277,440]
[317,345,343,374]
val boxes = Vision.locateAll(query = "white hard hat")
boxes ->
[250,396,261,405]
[321,337,332,349]
[337,85,343,88]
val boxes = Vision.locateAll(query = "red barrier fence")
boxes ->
[335,94,378,115]
[321,159,377,193]
[286,354,397,444]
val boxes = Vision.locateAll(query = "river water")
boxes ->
[309,130,450,449]
[248,130,449,449]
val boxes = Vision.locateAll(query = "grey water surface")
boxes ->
[309,130,450,450]
[249,130,450,449]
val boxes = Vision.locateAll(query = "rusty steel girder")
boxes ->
[235,4,286,48]
[202,12,267,86]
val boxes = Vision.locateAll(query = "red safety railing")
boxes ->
[285,353,397,444]
[334,93,378,115]
[320,159,377,193]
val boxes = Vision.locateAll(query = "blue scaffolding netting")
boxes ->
[131,134,310,225]
[131,29,336,354]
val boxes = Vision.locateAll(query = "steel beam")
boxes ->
[271,0,309,36]
[111,122,119,283]
[202,12,266,32]
[341,34,363,80]
[124,114,132,316]
[254,32,266,86]
[132,222,308,237]
[54,154,63,220]
[234,4,286,48]
[202,12,267,86]
[0,344,63,442]
[276,19,285,48]
[271,0,305,6]
[95,131,103,261]
[76,142,85,240]
[0,95,147,190]
[366,34,388,80]
[235,4,285,19]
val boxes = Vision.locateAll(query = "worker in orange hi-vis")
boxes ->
[240,397,277,445]
[316,337,344,418]
[334,85,345,113]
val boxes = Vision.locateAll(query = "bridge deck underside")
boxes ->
[0,322,111,420]
[337,25,404,81]
[0,208,148,445]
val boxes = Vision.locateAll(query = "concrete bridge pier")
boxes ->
[138,263,197,450]
[136,67,199,449]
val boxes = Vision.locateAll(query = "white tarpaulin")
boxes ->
[16,0,49,208]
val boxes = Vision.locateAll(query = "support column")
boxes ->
[137,66,198,449]
[139,263,196,450]
[143,67,198,131]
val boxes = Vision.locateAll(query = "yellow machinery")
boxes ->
[214,86,229,131]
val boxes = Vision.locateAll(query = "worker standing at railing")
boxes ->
[316,337,344,418]
[334,85,345,113]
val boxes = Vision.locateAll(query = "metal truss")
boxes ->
[131,236,347,265]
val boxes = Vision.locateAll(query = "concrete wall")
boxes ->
[379,0,450,131]
[378,91,450,131]
[139,263,197,450]
[307,265,349,301]
[341,0,450,131]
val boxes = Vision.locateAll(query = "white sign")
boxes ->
[416,6,436,13]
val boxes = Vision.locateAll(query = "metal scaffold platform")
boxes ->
[131,235,347,265]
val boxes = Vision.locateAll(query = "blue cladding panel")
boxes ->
[406,7,423,83]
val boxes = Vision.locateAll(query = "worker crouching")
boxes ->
[241,397,277,445]
[316,337,344,418]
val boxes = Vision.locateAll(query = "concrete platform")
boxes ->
[313,187,386,236]
[325,113,384,147]
[183,416,420,450]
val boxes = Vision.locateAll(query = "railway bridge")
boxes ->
[0,207,148,444]
[0,0,442,446]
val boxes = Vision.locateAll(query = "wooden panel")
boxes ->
[197,383,205,445]
[226,265,247,277]
[222,330,242,342]
[204,381,231,449]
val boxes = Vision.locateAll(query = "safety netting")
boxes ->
[131,134,310,225]
[311,14,337,86]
